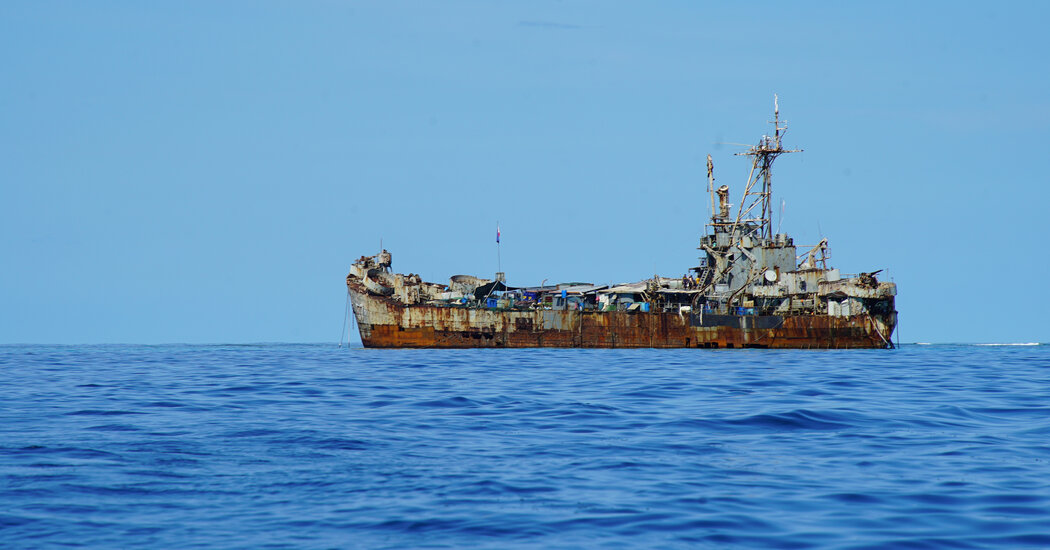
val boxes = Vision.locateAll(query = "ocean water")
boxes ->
[1,344,1049,549]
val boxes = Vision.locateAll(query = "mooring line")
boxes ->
[340,290,350,348]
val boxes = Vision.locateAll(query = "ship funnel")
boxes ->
[716,185,731,219]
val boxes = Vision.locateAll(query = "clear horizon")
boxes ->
[3,2,1048,344]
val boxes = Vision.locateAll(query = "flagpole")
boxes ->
[496,221,502,275]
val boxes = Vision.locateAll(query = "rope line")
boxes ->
[340,290,350,348]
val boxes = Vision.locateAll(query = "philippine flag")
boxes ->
[496,224,501,244]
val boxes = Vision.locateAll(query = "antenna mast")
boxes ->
[707,154,715,221]
[734,94,802,240]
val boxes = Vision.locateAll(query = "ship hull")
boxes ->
[349,284,895,349]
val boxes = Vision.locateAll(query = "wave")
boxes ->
[7,344,1050,549]
[912,342,1041,346]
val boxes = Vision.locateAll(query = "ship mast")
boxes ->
[707,154,715,222]
[733,95,801,240]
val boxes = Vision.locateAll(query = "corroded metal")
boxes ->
[348,280,894,349]
[346,100,898,350]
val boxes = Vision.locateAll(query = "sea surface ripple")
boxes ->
[2,344,1049,549]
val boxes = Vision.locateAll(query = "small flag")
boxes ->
[496,224,501,244]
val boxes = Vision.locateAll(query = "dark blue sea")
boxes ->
[2,344,1049,549]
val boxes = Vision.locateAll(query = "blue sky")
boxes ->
[2,2,1047,344]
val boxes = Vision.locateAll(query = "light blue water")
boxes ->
[1,344,1049,549]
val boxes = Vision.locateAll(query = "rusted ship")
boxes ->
[347,100,897,349]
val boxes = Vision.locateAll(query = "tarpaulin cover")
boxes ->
[473,281,520,300]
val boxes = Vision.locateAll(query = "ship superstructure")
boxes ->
[346,101,897,348]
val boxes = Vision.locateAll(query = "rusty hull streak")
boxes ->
[349,281,892,349]
[346,103,899,350]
